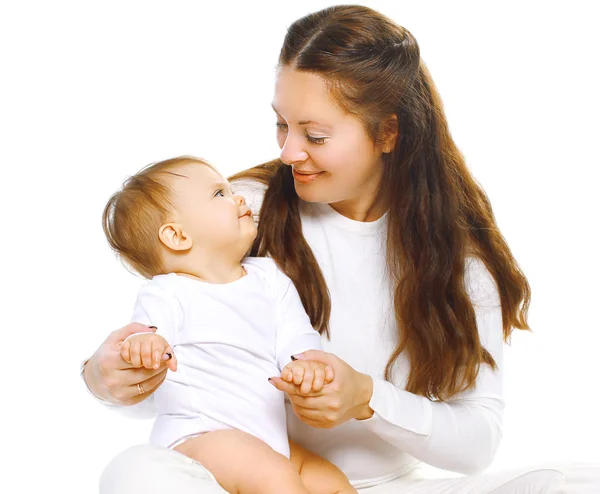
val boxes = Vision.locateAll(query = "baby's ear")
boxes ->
[159,223,193,251]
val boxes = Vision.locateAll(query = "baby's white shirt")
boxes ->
[129,257,322,458]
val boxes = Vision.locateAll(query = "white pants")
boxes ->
[99,444,600,493]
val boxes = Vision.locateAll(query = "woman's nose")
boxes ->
[280,134,309,165]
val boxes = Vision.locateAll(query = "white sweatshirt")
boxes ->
[128,257,322,458]
[97,179,505,489]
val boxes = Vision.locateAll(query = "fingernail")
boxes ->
[290,355,297,361]
[161,353,172,361]
[268,378,273,382]
[148,325,157,329]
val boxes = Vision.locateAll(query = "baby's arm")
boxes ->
[290,440,357,494]
[273,266,324,372]
[281,359,335,394]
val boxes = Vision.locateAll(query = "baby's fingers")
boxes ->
[324,365,335,384]
[141,338,154,369]
[312,366,325,392]
[281,365,294,383]
[120,340,132,364]
[165,348,177,372]
[300,366,315,394]
[129,340,143,368]
[152,338,169,369]
[292,365,305,386]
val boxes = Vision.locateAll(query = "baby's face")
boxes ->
[169,163,257,255]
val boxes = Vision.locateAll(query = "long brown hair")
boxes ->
[230,5,530,400]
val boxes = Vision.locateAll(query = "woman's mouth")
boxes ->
[292,169,325,184]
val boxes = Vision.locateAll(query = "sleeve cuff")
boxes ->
[362,378,433,436]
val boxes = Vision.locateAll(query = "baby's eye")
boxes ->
[214,189,225,197]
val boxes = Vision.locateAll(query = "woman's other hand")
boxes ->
[82,323,171,406]
[269,350,375,428]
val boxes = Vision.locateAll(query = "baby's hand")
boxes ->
[281,359,335,394]
[120,333,177,372]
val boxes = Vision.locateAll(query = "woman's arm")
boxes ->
[271,259,505,475]
[360,258,504,474]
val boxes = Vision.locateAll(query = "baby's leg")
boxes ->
[289,440,358,494]
[174,429,310,494]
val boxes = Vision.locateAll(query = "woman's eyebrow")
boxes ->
[272,105,331,130]
[297,119,331,129]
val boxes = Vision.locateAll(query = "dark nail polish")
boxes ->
[165,352,172,359]
[268,378,272,381]
[148,326,157,329]
[290,355,297,361]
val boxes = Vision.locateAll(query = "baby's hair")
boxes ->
[102,155,210,279]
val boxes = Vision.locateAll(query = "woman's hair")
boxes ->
[103,156,209,279]
[230,5,531,400]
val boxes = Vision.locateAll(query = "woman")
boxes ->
[84,5,598,493]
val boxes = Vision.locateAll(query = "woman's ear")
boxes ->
[159,223,193,251]
[380,114,399,153]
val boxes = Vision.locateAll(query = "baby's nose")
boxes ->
[235,194,246,206]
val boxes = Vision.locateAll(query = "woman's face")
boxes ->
[272,66,387,219]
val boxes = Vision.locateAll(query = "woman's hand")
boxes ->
[269,350,375,428]
[82,323,174,406]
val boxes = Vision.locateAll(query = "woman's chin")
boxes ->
[294,185,332,204]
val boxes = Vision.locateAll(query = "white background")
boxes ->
[1,1,598,492]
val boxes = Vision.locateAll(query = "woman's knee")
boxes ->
[101,444,151,480]
[99,443,218,494]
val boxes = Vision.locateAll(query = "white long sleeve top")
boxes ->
[93,179,505,489]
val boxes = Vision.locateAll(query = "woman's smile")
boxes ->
[292,168,326,184]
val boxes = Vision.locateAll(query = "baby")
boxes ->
[102,156,356,494]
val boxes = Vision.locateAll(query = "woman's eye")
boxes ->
[275,122,288,132]
[214,190,225,197]
[307,135,327,145]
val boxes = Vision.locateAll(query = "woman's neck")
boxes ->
[328,195,387,222]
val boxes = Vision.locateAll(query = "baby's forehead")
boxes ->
[167,163,228,197]
[172,162,225,184]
